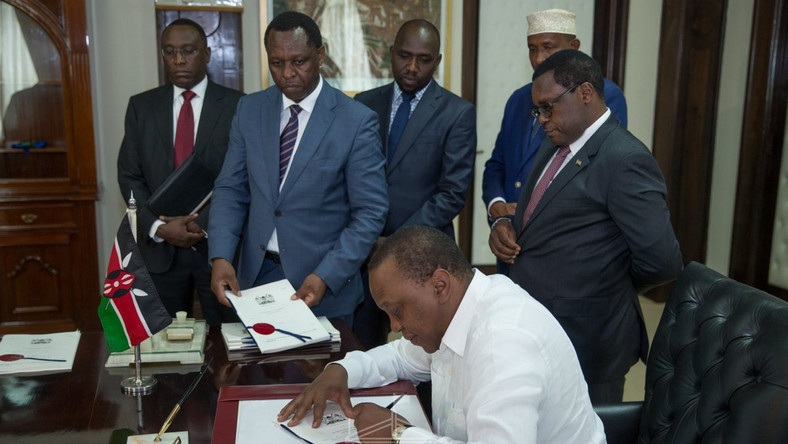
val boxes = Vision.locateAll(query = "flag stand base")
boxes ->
[121,344,156,396]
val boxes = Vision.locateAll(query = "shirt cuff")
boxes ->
[330,353,364,388]
[400,425,436,442]
[149,219,165,243]
[487,197,506,218]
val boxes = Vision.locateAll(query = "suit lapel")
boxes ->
[373,85,393,150]
[388,82,440,171]
[278,84,337,201]
[194,81,222,154]
[154,85,174,169]
[516,114,619,239]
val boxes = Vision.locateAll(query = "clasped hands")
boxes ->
[277,365,411,443]
[156,213,204,248]
[487,202,520,264]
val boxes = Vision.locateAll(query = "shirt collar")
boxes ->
[282,76,324,114]
[567,108,611,155]
[393,79,431,103]
[173,76,208,101]
[440,269,487,357]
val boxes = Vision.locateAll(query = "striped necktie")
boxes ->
[279,104,302,184]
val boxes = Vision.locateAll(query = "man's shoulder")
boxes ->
[207,80,245,101]
[602,77,625,99]
[430,82,474,111]
[354,83,391,105]
[129,83,170,103]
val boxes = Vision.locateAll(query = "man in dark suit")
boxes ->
[482,8,627,274]
[117,18,243,326]
[489,49,682,403]
[352,19,476,348]
[208,12,388,325]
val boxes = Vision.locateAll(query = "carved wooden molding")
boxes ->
[7,254,59,278]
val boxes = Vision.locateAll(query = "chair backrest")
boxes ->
[639,261,788,443]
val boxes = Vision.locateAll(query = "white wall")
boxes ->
[472,0,594,264]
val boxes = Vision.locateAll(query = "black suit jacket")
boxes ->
[117,81,244,273]
[354,81,476,238]
[509,114,683,384]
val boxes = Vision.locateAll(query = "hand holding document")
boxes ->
[226,279,330,354]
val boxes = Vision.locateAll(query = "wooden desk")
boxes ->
[0,321,363,444]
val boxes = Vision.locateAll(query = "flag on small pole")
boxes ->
[98,194,171,353]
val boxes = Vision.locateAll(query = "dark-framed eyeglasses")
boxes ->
[161,47,201,59]
[530,82,582,119]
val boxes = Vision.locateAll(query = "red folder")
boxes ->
[212,380,419,443]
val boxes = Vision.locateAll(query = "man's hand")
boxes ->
[353,403,410,444]
[292,273,328,307]
[156,214,204,248]
[489,218,520,264]
[489,201,517,220]
[278,364,353,428]
[211,258,241,307]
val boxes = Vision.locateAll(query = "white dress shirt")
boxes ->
[336,270,606,444]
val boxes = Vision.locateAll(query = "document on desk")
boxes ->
[235,395,431,444]
[227,279,330,354]
[0,330,81,376]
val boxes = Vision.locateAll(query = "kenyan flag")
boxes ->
[98,213,171,353]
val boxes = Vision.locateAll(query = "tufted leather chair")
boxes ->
[595,261,788,444]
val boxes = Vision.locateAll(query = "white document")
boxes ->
[236,395,431,444]
[0,330,81,376]
[227,279,330,354]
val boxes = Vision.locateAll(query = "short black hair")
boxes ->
[264,11,322,50]
[533,49,604,97]
[395,19,441,52]
[369,226,473,286]
[163,18,208,47]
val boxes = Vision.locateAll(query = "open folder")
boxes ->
[147,152,215,219]
[212,381,429,444]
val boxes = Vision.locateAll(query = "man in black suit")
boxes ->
[117,18,243,326]
[489,50,683,403]
[353,19,476,348]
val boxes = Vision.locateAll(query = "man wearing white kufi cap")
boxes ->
[482,8,628,269]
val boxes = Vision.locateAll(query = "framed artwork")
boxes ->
[261,0,451,93]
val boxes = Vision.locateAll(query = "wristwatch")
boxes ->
[391,424,413,444]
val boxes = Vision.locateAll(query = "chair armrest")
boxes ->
[593,401,643,444]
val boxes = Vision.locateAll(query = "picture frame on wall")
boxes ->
[260,0,451,94]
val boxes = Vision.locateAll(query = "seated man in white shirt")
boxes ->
[279,226,605,443]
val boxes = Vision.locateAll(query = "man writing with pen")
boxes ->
[278,226,605,443]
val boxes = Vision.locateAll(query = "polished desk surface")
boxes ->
[0,320,363,444]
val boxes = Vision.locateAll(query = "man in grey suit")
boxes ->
[489,49,683,403]
[209,12,388,325]
[117,18,243,326]
[353,19,476,348]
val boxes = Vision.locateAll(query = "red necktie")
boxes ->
[522,146,571,225]
[174,90,196,168]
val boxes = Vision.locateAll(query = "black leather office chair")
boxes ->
[596,261,788,444]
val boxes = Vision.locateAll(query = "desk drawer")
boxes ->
[0,203,76,229]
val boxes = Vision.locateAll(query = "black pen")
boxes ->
[153,357,214,442]
[385,393,405,410]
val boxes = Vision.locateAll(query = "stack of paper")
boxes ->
[105,320,207,367]
[223,279,342,363]
[0,330,81,376]
[221,316,340,363]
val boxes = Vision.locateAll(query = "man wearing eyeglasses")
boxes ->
[489,49,682,403]
[117,18,243,326]
[482,8,628,274]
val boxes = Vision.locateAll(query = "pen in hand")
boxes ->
[385,393,405,410]
[153,356,213,442]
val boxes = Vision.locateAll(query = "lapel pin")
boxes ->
[575,159,582,166]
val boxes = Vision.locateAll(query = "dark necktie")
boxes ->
[387,92,415,163]
[279,105,302,184]
[522,146,571,225]
[174,90,196,168]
